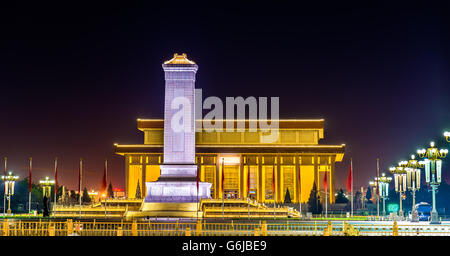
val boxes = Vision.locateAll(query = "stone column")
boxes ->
[215,156,220,199]
[125,155,130,198]
[313,156,318,192]
[276,156,281,203]
[330,156,336,203]
[142,159,146,197]
[144,53,211,203]
[239,155,244,199]
[258,156,263,202]
[295,155,300,203]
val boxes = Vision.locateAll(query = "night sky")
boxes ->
[0,1,447,191]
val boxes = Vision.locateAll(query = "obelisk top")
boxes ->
[163,53,196,65]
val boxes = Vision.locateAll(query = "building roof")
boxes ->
[136,119,325,130]
[163,53,196,65]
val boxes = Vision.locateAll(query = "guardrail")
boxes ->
[1,219,450,236]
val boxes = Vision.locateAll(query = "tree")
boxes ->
[69,190,78,205]
[365,186,372,203]
[0,178,44,213]
[135,180,142,199]
[307,183,322,214]
[284,188,291,204]
[335,189,349,203]
[107,182,114,198]
[82,187,91,203]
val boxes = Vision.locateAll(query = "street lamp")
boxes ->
[417,141,448,224]
[39,176,55,197]
[1,172,19,215]
[368,180,378,217]
[370,174,392,216]
[389,165,407,218]
[40,177,55,217]
[402,155,425,222]
[444,131,450,142]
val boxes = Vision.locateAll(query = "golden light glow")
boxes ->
[88,189,98,196]
[219,156,241,165]
[163,53,196,65]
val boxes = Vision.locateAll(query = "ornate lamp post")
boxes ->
[39,176,55,198]
[389,165,407,218]
[40,177,55,217]
[370,173,391,216]
[444,131,450,142]
[417,141,448,224]
[1,172,19,215]
[401,155,425,222]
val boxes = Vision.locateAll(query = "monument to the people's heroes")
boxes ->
[140,53,211,217]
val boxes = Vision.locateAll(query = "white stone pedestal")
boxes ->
[145,180,211,203]
[144,164,211,203]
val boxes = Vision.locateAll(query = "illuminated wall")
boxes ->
[124,154,339,204]
[119,120,343,204]
[128,165,142,199]
[300,165,314,203]
[144,129,321,145]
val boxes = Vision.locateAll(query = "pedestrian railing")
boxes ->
[2,219,450,236]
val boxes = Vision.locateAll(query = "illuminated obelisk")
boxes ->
[143,53,211,211]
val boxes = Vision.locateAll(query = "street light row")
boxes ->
[370,131,449,223]
[1,172,54,215]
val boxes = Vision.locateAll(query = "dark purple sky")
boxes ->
[0,1,447,191]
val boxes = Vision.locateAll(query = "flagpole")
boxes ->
[351,158,353,217]
[221,158,224,220]
[104,159,107,218]
[324,171,328,219]
[247,158,250,220]
[3,157,6,216]
[299,179,302,219]
[298,156,301,219]
[273,161,276,220]
[325,182,327,219]
[79,158,82,219]
[196,164,199,221]
[54,157,58,214]
[376,158,380,219]
[28,157,32,216]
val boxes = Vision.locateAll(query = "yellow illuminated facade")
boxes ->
[115,119,345,204]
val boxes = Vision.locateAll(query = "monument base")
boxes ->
[138,163,211,218]
[140,202,202,218]
[126,202,203,219]
[144,181,211,203]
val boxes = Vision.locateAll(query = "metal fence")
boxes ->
[2,219,450,236]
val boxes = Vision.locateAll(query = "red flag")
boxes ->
[54,158,58,198]
[78,159,82,193]
[4,158,6,197]
[101,159,107,194]
[376,159,379,196]
[323,171,328,193]
[29,157,32,193]
[196,165,200,192]
[347,162,353,193]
